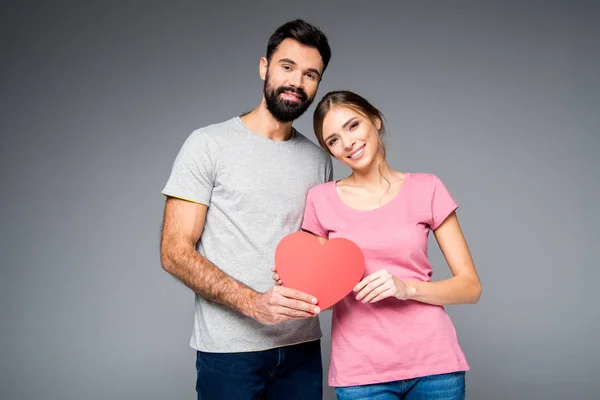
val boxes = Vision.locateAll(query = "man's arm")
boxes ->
[160,197,321,324]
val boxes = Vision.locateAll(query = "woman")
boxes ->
[276,90,481,399]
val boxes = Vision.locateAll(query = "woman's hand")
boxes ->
[272,266,283,286]
[353,269,414,303]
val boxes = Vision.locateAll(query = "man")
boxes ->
[160,20,333,399]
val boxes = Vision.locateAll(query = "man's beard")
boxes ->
[263,73,314,122]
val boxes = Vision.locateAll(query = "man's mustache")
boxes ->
[275,86,308,102]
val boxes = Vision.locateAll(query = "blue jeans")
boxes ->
[335,372,465,400]
[195,339,323,400]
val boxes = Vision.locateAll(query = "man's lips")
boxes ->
[280,91,303,102]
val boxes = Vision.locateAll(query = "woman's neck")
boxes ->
[346,158,398,190]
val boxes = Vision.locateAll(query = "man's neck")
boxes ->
[240,100,294,142]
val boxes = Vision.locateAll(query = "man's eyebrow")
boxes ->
[278,58,322,78]
[307,68,321,78]
[278,58,297,65]
[278,58,297,66]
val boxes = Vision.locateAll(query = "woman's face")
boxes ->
[321,106,382,171]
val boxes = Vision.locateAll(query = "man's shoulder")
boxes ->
[177,117,242,154]
[292,129,330,160]
[189,117,240,139]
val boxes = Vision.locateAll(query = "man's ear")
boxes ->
[259,57,268,81]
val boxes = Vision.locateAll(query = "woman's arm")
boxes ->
[355,211,481,306]
[406,211,481,305]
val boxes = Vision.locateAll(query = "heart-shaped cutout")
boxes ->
[274,231,365,310]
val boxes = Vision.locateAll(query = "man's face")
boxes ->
[261,38,324,122]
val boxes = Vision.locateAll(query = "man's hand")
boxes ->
[250,286,320,325]
[272,265,283,286]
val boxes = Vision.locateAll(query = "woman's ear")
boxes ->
[374,117,382,130]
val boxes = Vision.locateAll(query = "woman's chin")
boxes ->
[343,157,376,173]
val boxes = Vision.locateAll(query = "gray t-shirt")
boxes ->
[162,116,333,352]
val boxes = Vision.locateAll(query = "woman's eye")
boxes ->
[328,138,338,146]
[349,122,359,130]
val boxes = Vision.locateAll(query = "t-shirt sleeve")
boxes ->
[429,175,458,230]
[302,189,328,238]
[162,130,216,206]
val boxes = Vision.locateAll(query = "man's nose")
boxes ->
[288,71,303,88]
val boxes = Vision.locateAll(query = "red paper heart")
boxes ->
[274,231,365,310]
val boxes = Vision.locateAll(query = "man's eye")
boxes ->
[306,73,316,80]
[283,65,292,71]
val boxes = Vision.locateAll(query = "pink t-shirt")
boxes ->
[302,172,469,387]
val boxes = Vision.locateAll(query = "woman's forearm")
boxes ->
[405,274,482,306]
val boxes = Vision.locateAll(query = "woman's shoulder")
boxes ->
[308,181,336,197]
[406,172,445,188]
[404,172,451,199]
[406,171,437,181]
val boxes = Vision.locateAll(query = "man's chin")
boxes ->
[276,105,306,116]
[273,113,300,123]
[279,99,304,108]
[266,99,311,122]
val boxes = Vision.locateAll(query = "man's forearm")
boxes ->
[162,244,258,317]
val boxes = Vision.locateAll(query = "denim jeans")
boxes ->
[195,339,323,400]
[335,371,465,400]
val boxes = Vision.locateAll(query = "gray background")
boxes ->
[2,0,599,399]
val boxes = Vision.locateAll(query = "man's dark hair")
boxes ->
[266,19,332,75]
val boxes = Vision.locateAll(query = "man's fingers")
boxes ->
[262,308,313,325]
[268,287,319,314]
[276,306,316,319]
[280,297,320,314]
[275,286,318,304]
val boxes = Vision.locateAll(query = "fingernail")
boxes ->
[311,298,317,304]
[314,307,320,313]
